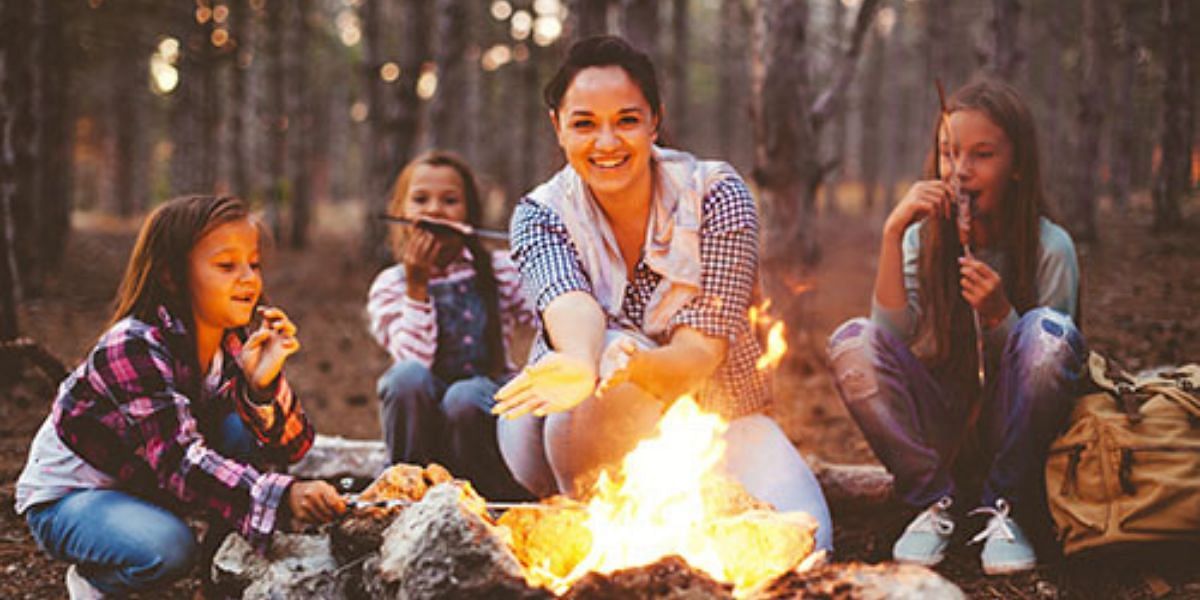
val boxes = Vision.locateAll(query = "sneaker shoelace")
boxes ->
[969,498,1016,544]
[905,496,955,536]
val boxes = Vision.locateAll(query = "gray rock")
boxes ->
[365,483,549,599]
[211,530,341,599]
[291,435,389,480]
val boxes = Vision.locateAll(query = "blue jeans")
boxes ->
[827,308,1086,512]
[377,360,529,500]
[25,411,258,595]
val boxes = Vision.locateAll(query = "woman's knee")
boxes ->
[497,416,557,498]
[377,360,436,404]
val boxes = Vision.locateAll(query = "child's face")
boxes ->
[187,218,262,335]
[939,109,1015,220]
[403,164,469,223]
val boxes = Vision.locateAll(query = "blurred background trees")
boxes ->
[1,0,1196,343]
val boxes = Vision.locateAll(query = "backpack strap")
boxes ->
[1087,352,1200,421]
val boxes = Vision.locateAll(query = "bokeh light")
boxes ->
[490,0,513,21]
[380,62,400,82]
[510,10,532,41]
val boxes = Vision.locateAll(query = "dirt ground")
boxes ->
[1,193,1197,598]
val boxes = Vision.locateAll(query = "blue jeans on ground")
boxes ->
[826,307,1086,512]
[25,411,257,595]
[377,359,529,500]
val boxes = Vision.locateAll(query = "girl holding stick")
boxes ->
[826,79,1085,574]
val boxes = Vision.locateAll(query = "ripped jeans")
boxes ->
[826,308,1085,512]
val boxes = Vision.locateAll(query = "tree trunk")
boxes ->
[3,0,39,303]
[570,0,609,40]
[170,1,212,195]
[751,0,820,280]
[230,0,252,200]
[620,0,658,62]
[0,0,22,345]
[289,0,313,248]
[1153,0,1192,231]
[859,27,886,211]
[984,0,1021,80]
[666,0,687,146]
[265,0,287,240]
[430,0,469,154]
[113,25,147,217]
[362,0,430,264]
[1066,0,1107,243]
[1107,0,1136,212]
[883,0,914,211]
[825,0,847,212]
[33,0,71,274]
[717,0,741,160]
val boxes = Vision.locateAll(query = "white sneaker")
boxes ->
[65,565,106,600]
[893,496,956,566]
[970,499,1037,575]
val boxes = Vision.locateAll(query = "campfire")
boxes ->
[500,396,819,597]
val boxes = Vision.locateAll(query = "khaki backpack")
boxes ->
[1045,352,1200,555]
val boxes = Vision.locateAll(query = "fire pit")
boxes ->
[213,399,962,599]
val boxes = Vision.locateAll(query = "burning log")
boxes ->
[561,555,734,600]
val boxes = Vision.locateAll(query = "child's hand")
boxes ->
[959,257,1013,326]
[492,352,598,419]
[238,306,301,395]
[885,180,954,237]
[285,480,346,525]
[403,226,464,277]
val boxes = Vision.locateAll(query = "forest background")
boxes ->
[1,0,1197,598]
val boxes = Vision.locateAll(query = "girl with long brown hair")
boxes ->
[367,151,532,500]
[827,79,1085,574]
[15,195,344,597]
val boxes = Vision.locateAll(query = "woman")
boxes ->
[492,35,832,552]
[826,79,1085,574]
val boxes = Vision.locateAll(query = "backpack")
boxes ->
[1044,351,1200,555]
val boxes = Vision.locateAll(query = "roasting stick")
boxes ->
[342,495,569,512]
[936,80,986,390]
[377,214,510,241]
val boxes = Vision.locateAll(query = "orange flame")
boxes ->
[755,321,788,371]
[517,397,817,597]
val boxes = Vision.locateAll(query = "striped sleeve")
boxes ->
[492,249,536,328]
[366,265,438,367]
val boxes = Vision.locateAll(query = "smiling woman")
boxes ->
[494,36,833,553]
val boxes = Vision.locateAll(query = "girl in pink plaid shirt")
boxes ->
[16,195,344,598]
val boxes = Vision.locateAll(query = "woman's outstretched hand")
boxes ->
[885,180,954,237]
[238,306,301,395]
[959,256,1013,326]
[492,352,598,419]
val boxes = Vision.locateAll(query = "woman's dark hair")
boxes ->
[543,35,662,121]
[388,151,505,378]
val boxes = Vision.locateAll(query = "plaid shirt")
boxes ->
[511,175,771,418]
[52,305,313,550]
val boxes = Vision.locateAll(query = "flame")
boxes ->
[755,321,788,371]
[512,397,816,597]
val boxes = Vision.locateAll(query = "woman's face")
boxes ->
[402,164,469,223]
[552,65,658,203]
[939,109,1015,221]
